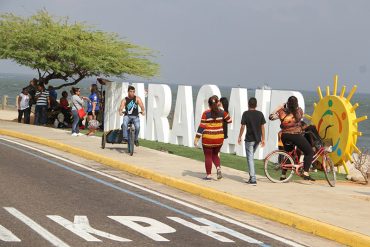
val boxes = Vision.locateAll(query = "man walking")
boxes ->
[238,97,266,185]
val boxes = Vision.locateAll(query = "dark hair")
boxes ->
[62,91,68,97]
[128,85,135,92]
[248,97,257,108]
[90,84,98,93]
[37,83,45,90]
[71,87,80,95]
[219,97,229,113]
[208,95,219,118]
[30,78,38,86]
[287,96,300,121]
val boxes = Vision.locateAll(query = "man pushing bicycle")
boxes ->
[119,85,145,146]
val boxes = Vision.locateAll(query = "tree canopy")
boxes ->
[0,10,159,89]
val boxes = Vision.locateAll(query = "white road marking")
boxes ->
[0,137,305,247]
[169,217,263,244]
[3,207,70,247]
[0,224,21,242]
[47,215,131,242]
[108,216,176,242]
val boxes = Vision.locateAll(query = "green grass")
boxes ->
[80,129,346,181]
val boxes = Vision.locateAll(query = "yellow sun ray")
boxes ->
[351,143,361,154]
[346,153,354,163]
[346,85,357,102]
[304,114,312,120]
[333,75,338,95]
[341,160,349,174]
[317,86,323,99]
[352,131,362,137]
[326,86,330,96]
[350,103,359,113]
[313,103,317,108]
[340,86,346,98]
[353,116,368,124]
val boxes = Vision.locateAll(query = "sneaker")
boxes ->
[77,133,84,136]
[122,139,128,144]
[134,140,139,147]
[280,176,286,181]
[216,169,222,180]
[246,179,257,185]
[71,133,78,137]
[203,175,212,180]
[303,175,316,181]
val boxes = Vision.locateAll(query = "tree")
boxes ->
[0,10,159,89]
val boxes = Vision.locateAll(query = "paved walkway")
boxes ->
[0,112,369,246]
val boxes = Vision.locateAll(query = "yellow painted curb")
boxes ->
[1,128,369,247]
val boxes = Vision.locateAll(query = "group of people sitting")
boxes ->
[17,79,104,136]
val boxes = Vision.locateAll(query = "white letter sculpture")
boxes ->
[221,88,248,156]
[170,86,195,147]
[145,84,172,143]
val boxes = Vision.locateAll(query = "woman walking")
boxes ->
[194,95,232,180]
[71,87,88,137]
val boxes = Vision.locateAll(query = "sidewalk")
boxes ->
[0,118,369,246]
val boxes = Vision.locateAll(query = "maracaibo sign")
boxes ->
[103,82,304,159]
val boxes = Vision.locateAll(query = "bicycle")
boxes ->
[264,125,336,187]
[101,113,141,156]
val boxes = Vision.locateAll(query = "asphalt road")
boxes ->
[0,137,337,247]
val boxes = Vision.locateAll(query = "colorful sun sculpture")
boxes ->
[305,75,368,174]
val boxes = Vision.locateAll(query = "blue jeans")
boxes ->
[122,115,140,141]
[71,110,80,134]
[245,141,259,182]
[34,105,47,125]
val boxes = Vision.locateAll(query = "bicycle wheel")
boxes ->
[264,150,295,183]
[101,133,106,149]
[129,128,135,156]
[323,156,336,187]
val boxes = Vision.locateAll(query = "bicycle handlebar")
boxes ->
[322,124,333,139]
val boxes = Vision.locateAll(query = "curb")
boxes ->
[1,129,369,247]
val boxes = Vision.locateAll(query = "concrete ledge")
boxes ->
[1,128,369,247]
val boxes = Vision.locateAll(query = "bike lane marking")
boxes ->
[0,137,304,247]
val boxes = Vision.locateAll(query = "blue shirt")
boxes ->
[87,93,100,112]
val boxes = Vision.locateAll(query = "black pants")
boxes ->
[304,125,322,148]
[281,133,314,172]
[18,108,31,124]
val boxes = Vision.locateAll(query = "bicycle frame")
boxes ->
[280,146,328,176]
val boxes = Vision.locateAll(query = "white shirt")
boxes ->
[18,93,30,110]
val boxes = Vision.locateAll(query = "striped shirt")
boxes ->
[35,90,49,106]
[196,109,232,147]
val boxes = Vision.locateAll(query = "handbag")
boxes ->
[78,108,86,119]
[72,100,86,119]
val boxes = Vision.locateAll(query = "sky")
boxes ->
[1,0,370,93]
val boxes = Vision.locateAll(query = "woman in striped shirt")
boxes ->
[194,95,232,180]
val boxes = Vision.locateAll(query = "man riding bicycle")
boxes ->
[119,86,145,146]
